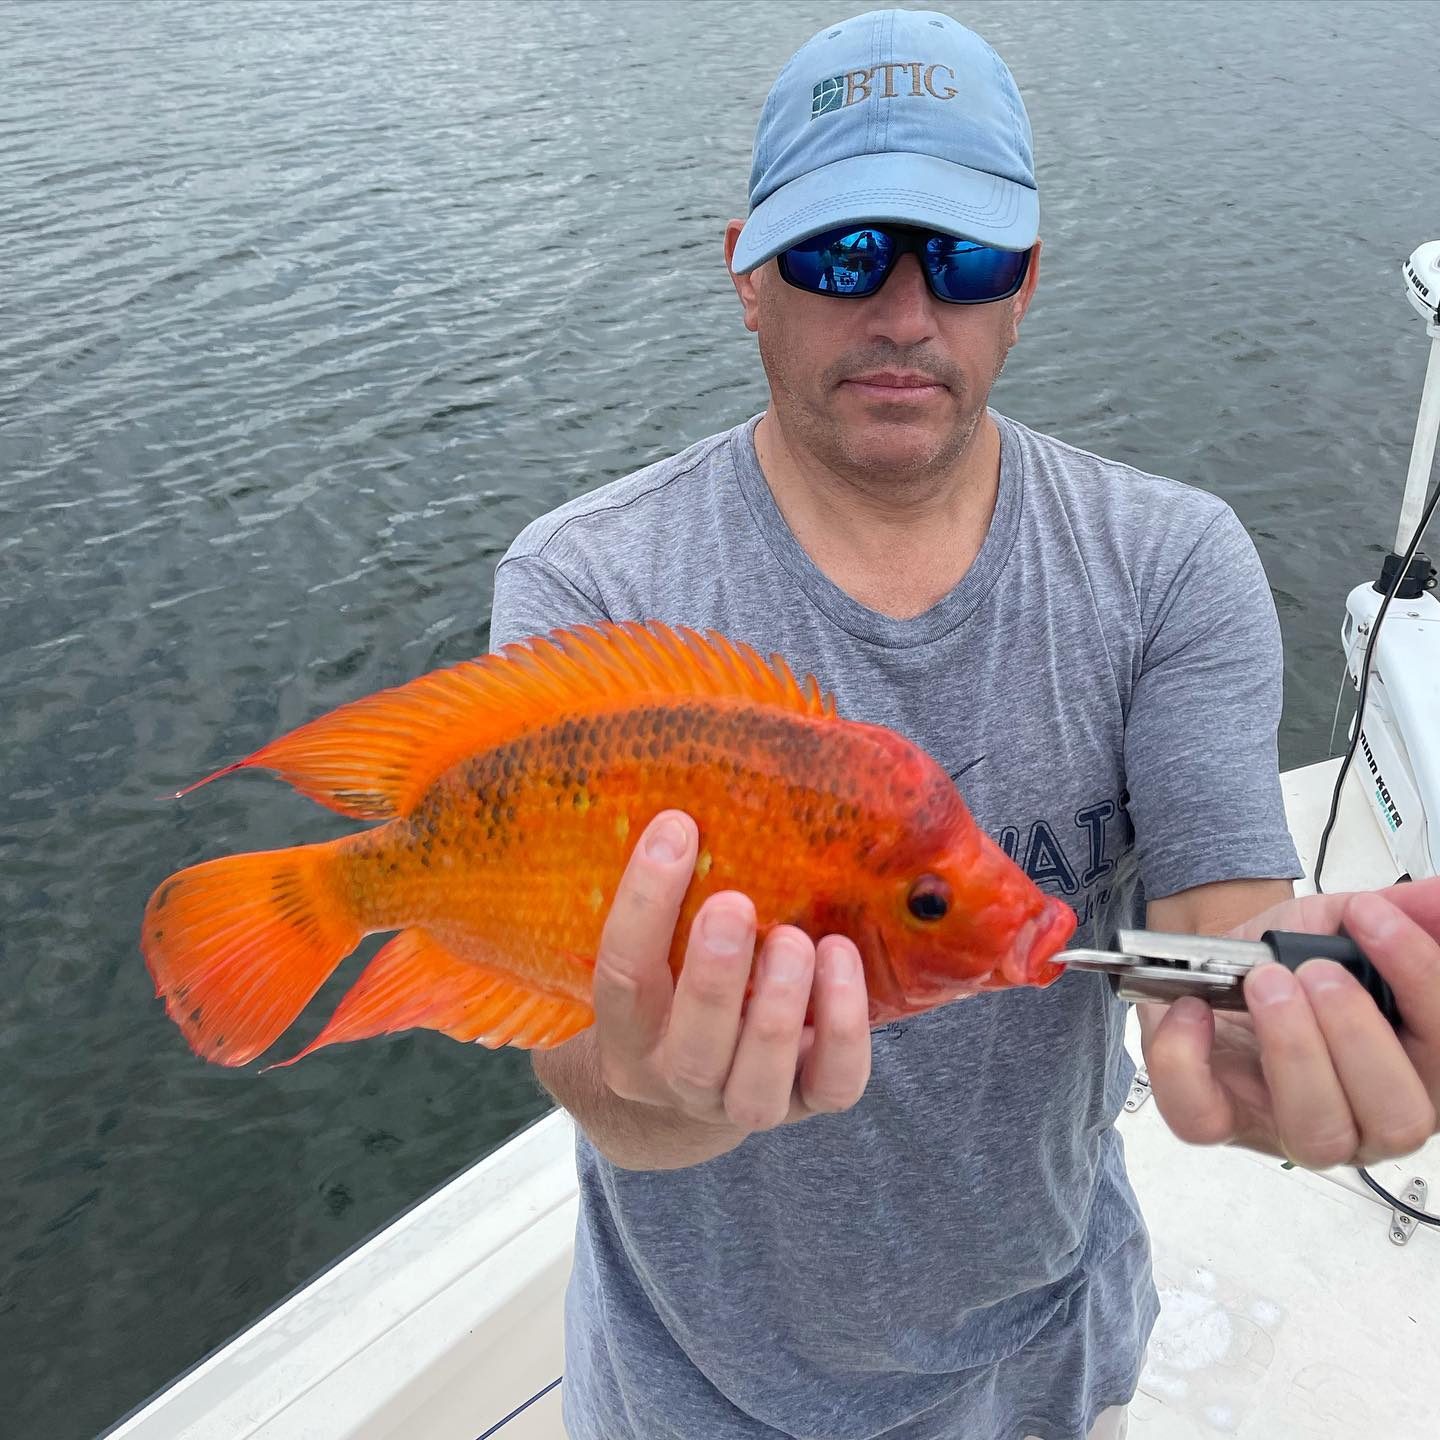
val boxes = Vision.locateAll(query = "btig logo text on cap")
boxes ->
[810,62,960,120]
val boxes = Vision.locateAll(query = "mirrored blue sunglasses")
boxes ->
[777,224,1031,305]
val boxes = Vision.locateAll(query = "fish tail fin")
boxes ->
[142,841,363,1066]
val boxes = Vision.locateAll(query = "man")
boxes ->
[488,11,1440,1438]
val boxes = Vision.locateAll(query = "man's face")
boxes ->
[725,223,1041,486]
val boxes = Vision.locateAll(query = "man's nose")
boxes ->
[864,253,939,346]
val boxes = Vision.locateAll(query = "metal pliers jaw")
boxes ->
[1061,930,1267,1008]
[1060,928,1401,1025]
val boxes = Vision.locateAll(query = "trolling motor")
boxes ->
[1331,241,1440,884]
[1377,242,1440,597]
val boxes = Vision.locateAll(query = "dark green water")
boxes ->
[1,1,1435,1434]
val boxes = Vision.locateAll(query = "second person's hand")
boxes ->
[592,809,873,1162]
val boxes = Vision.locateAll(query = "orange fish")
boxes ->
[142,621,1076,1067]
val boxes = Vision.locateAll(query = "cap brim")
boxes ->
[732,151,1038,274]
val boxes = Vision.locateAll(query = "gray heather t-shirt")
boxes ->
[487,411,1301,1440]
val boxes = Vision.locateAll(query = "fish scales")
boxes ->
[338,699,901,997]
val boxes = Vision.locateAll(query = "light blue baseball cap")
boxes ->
[732,9,1038,274]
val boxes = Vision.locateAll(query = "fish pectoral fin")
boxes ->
[267,928,593,1067]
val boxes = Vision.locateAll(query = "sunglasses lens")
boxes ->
[924,235,1029,302]
[780,226,894,296]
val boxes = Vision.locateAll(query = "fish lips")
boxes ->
[1000,896,1078,988]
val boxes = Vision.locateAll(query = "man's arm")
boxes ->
[1146,877,1295,939]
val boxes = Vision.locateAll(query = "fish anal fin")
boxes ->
[188,622,839,821]
[268,929,592,1067]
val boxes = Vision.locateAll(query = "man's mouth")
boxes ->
[842,370,946,397]
[840,368,944,391]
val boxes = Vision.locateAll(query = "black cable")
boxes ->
[474,1376,562,1438]
[1356,1166,1440,1227]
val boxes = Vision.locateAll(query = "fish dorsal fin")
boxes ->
[179,621,838,820]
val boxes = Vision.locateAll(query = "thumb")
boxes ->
[1142,997,1238,1146]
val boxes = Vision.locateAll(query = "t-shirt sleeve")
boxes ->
[1123,506,1303,899]
[488,549,609,653]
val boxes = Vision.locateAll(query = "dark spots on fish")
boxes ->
[153,928,165,943]
[175,982,188,1001]
[490,802,504,826]
[189,1006,204,1026]
[154,881,175,912]
[215,1034,225,1049]
[505,806,516,823]
[576,767,589,786]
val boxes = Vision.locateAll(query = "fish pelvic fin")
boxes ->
[184,621,840,821]
[269,928,594,1067]
[142,842,361,1066]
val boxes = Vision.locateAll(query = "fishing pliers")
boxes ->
[1061,928,1401,1026]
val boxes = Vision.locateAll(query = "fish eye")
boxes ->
[907,875,952,922]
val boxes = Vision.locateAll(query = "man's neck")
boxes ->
[753,409,1003,621]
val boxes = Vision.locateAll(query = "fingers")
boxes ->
[1367,874,1440,942]
[1345,891,1440,1056]
[1242,892,1439,1166]
[1293,957,1436,1163]
[666,919,872,1131]
[1353,890,1440,1151]
[724,928,815,1130]
[796,936,871,1114]
[1141,997,1239,1146]
[592,811,697,1094]
[1242,962,1359,1167]
[664,893,757,1114]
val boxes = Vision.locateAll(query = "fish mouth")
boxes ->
[1000,898,1077,988]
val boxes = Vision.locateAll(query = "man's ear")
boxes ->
[1007,236,1042,345]
[725,220,762,334]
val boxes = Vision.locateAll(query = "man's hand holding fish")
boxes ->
[574,809,873,1170]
